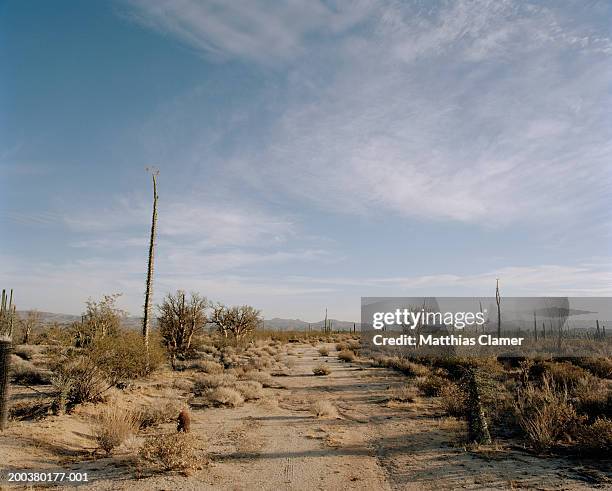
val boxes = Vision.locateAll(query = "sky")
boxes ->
[1,0,611,321]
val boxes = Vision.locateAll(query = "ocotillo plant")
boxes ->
[0,336,11,431]
[142,168,159,368]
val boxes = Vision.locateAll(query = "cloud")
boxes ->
[122,0,374,63]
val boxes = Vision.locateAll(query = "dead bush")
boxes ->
[192,360,224,374]
[52,356,109,408]
[235,380,263,401]
[578,417,612,452]
[203,386,244,407]
[439,383,467,417]
[13,346,34,360]
[388,384,419,403]
[92,405,139,455]
[241,370,274,387]
[337,350,355,362]
[312,364,331,376]
[310,400,338,418]
[193,374,236,394]
[515,378,585,452]
[318,346,329,356]
[139,433,199,472]
[417,374,449,397]
[138,399,184,429]
[10,359,50,385]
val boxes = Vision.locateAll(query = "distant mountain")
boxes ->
[18,311,360,331]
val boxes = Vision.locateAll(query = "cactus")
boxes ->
[0,337,11,430]
[0,289,17,338]
[463,368,492,445]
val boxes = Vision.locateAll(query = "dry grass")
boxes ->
[318,346,329,356]
[92,405,140,455]
[310,400,339,418]
[235,380,264,401]
[193,373,237,393]
[388,384,419,403]
[312,363,331,376]
[138,399,185,429]
[241,370,274,387]
[139,433,200,473]
[192,359,224,374]
[203,386,244,407]
[337,350,355,362]
[417,374,449,397]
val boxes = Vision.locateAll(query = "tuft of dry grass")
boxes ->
[241,370,274,387]
[139,433,200,473]
[439,383,467,417]
[312,363,331,376]
[92,405,140,455]
[138,399,185,429]
[193,373,237,394]
[235,381,264,401]
[192,360,224,374]
[310,400,339,418]
[204,386,244,407]
[318,346,329,356]
[388,384,419,403]
[417,374,449,397]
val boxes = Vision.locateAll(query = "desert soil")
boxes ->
[1,343,610,490]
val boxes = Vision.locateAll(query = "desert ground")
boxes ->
[2,339,610,490]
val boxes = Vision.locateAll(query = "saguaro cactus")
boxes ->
[142,168,159,367]
[0,337,11,431]
[464,368,492,445]
[0,289,16,338]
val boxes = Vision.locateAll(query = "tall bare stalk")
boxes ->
[142,168,159,368]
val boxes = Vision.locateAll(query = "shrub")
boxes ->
[515,378,585,452]
[138,399,184,429]
[193,374,236,394]
[571,358,612,379]
[578,417,612,452]
[312,364,331,376]
[310,400,338,418]
[335,342,348,352]
[193,360,224,374]
[439,383,467,417]
[318,347,329,356]
[10,360,50,385]
[417,375,449,397]
[52,356,109,408]
[204,387,244,407]
[13,346,34,360]
[92,405,139,455]
[235,381,263,401]
[139,433,199,472]
[388,384,419,403]
[337,350,355,362]
[87,330,165,384]
[242,371,274,387]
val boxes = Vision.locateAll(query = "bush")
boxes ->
[571,358,612,379]
[337,350,355,362]
[310,400,338,418]
[10,360,50,385]
[52,356,109,408]
[87,330,165,384]
[515,378,585,452]
[312,364,331,376]
[138,399,184,429]
[417,375,449,397]
[13,346,34,360]
[578,417,612,452]
[92,405,139,455]
[388,384,419,403]
[203,387,244,407]
[235,381,263,401]
[241,371,274,387]
[439,383,467,417]
[191,359,224,374]
[139,433,199,472]
[318,347,329,356]
[193,374,236,394]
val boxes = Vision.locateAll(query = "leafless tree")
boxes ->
[158,291,208,366]
[20,310,40,344]
[76,293,125,346]
[210,303,261,341]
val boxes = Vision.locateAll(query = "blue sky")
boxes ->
[1,0,611,321]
